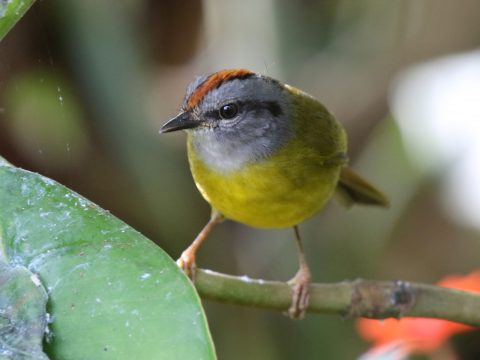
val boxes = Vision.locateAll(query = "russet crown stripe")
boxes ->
[187,69,254,109]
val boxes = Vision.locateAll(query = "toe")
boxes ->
[287,267,311,319]
[288,281,310,319]
[176,252,197,280]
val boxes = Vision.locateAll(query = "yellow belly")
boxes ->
[187,138,343,228]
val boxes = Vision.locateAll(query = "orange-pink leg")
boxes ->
[177,210,224,279]
[287,225,311,319]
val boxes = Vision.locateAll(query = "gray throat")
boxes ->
[189,124,292,173]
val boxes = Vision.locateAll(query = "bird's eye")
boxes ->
[219,103,239,119]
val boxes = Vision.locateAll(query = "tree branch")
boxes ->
[195,269,480,326]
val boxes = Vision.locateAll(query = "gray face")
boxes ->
[185,75,293,173]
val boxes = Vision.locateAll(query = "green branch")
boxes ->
[195,269,480,326]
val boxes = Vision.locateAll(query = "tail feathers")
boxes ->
[335,167,389,208]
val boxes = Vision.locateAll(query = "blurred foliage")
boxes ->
[1,0,480,358]
[3,69,89,169]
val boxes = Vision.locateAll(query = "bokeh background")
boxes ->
[2,0,480,358]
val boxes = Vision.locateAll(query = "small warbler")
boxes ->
[161,69,388,319]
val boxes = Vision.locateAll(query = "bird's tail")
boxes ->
[335,166,389,208]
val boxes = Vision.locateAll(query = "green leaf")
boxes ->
[0,0,36,41]
[0,157,215,359]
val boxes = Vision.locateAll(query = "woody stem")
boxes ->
[193,268,480,326]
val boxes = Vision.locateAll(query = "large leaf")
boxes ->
[0,157,215,359]
[0,0,36,41]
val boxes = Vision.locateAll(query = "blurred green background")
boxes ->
[2,0,480,358]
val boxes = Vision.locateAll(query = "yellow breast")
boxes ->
[188,143,340,228]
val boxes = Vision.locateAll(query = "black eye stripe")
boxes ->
[254,101,283,117]
[239,101,283,117]
[204,100,283,120]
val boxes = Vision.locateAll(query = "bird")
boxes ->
[160,68,388,319]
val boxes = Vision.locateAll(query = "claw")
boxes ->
[287,267,311,320]
[176,250,197,280]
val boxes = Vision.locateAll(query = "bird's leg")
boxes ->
[287,226,311,319]
[177,210,224,280]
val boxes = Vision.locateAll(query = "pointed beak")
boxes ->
[160,112,200,133]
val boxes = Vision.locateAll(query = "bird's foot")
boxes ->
[176,249,197,280]
[287,267,311,320]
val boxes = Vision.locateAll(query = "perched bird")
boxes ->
[161,69,388,319]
